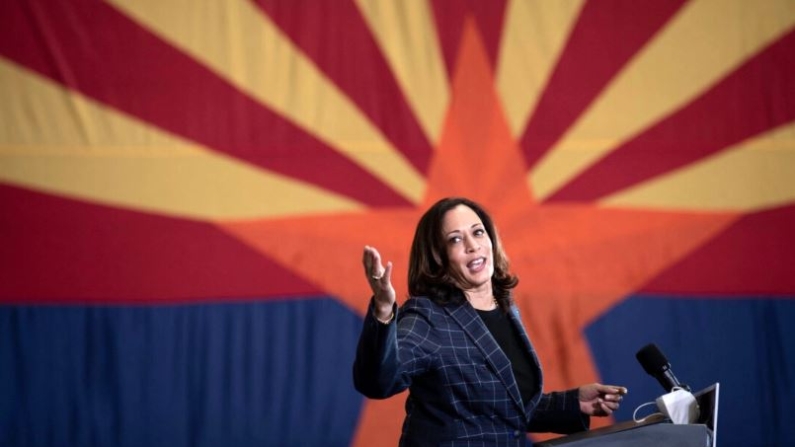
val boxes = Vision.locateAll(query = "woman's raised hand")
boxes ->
[362,245,395,322]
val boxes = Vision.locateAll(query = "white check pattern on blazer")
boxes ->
[354,296,588,447]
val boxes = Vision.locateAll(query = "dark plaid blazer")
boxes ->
[354,296,588,447]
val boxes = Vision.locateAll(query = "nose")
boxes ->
[464,236,479,253]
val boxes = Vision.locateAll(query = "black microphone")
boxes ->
[636,343,690,392]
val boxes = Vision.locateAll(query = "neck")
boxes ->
[464,288,497,311]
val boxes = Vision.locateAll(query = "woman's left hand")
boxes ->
[578,383,627,416]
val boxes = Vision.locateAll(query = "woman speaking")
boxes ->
[353,197,626,446]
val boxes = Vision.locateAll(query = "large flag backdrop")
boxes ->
[2,0,794,446]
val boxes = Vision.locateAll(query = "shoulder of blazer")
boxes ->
[401,295,469,321]
[400,295,439,315]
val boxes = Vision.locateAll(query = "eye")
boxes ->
[474,228,485,236]
[448,235,461,244]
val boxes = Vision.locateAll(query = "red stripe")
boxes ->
[0,185,320,304]
[0,0,410,207]
[641,204,795,296]
[255,0,433,173]
[520,0,686,170]
[550,28,795,201]
[431,0,508,79]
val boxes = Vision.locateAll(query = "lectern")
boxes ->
[537,383,719,447]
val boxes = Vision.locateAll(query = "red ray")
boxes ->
[520,0,686,170]
[255,0,434,173]
[0,185,319,303]
[431,0,509,79]
[0,0,409,207]
[550,28,795,201]
[642,204,795,296]
[423,16,533,212]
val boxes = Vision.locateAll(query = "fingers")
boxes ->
[602,395,622,409]
[610,385,628,396]
[596,384,627,395]
[599,399,617,415]
[363,246,387,282]
[382,261,393,283]
[601,385,625,407]
[362,245,383,277]
[594,383,627,401]
[603,386,625,414]
[582,383,626,417]
[362,246,395,304]
[374,262,394,293]
[589,394,621,417]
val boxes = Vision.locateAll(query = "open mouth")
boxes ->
[467,257,487,272]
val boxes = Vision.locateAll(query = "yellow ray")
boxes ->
[601,121,795,212]
[0,60,362,220]
[530,0,795,200]
[107,0,425,203]
[355,0,449,146]
[496,0,584,138]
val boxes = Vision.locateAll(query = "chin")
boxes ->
[467,275,492,289]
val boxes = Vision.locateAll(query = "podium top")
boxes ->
[536,413,667,446]
[536,423,712,447]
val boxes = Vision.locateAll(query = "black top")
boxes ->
[476,307,539,405]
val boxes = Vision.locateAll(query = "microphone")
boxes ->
[635,343,690,392]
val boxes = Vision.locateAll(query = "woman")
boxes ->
[353,197,626,446]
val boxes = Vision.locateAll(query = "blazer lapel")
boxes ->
[507,306,544,412]
[445,302,526,416]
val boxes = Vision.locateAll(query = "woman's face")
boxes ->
[441,205,494,293]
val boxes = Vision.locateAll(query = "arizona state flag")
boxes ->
[1,1,794,446]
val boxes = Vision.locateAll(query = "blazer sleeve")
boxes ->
[352,298,438,399]
[527,389,590,434]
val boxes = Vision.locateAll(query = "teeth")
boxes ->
[468,258,484,268]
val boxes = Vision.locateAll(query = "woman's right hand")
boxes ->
[362,245,395,322]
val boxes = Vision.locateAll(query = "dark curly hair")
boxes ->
[408,197,518,312]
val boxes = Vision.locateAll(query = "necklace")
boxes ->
[469,296,498,310]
